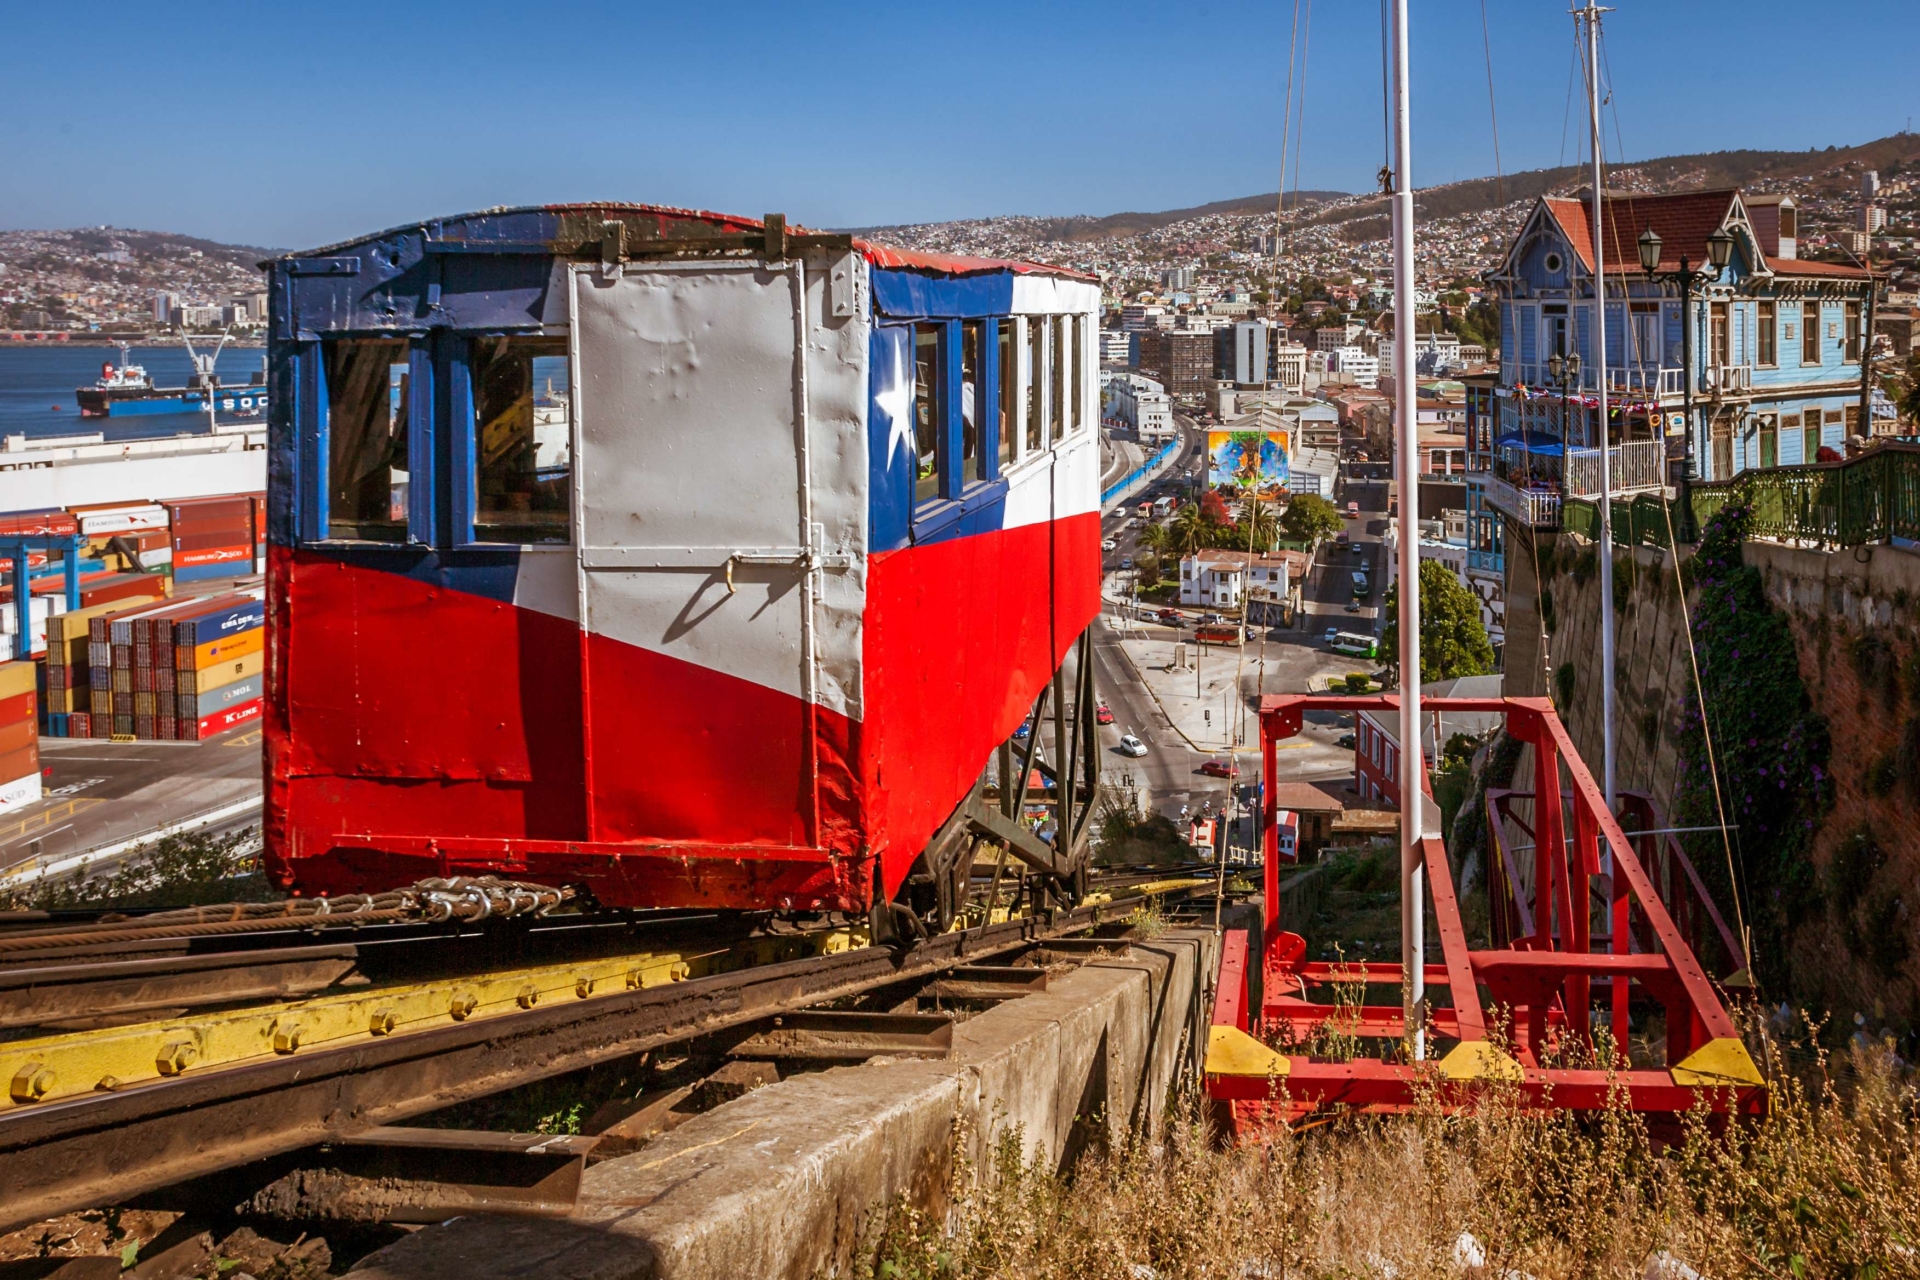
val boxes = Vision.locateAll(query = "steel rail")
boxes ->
[0,888,1197,1233]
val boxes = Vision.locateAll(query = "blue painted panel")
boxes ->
[299,545,523,603]
[869,324,916,552]
[870,269,1015,320]
[1577,306,1593,365]
[1518,306,1537,363]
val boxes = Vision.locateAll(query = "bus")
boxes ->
[1329,631,1378,659]
[1152,496,1174,517]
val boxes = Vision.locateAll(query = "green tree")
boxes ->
[1280,494,1342,544]
[1234,503,1279,551]
[1137,522,1172,557]
[1379,559,1495,685]
[1900,352,1920,426]
[1168,503,1211,555]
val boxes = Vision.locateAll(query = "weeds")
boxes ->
[850,1018,1920,1280]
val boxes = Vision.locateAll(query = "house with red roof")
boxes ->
[1475,188,1876,548]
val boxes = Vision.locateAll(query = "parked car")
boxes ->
[1337,733,1357,749]
[1095,703,1115,725]
[1198,758,1239,778]
[1199,612,1223,625]
[1156,608,1183,624]
[1012,720,1032,740]
[1322,627,1340,645]
[1118,734,1148,758]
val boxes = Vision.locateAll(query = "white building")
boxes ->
[1178,548,1296,610]
[1099,329,1132,365]
[1331,347,1379,389]
[1382,520,1505,648]
[1160,266,1195,291]
[1272,342,1308,395]
[1105,372,1173,438]
[151,292,177,323]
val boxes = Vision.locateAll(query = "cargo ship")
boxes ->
[74,344,269,419]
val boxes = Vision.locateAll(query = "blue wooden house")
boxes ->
[1471,188,1875,543]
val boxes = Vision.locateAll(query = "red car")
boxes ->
[1156,608,1183,625]
[1095,703,1115,725]
[1198,759,1239,778]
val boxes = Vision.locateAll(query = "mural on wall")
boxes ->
[1208,430,1291,498]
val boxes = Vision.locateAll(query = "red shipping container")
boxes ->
[186,698,260,740]
[0,718,36,757]
[0,741,39,782]
[0,689,36,727]
[69,712,89,738]
[0,512,78,539]
[175,546,252,569]
[80,574,169,610]
[171,521,252,547]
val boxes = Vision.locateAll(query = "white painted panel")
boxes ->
[570,262,809,703]
[0,450,265,513]
[1010,276,1101,316]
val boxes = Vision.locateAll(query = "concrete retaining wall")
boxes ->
[351,929,1218,1280]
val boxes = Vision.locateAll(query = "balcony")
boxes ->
[1507,362,1684,398]
[1482,472,1564,528]
[1565,438,1666,497]
[1699,363,1753,395]
[1466,548,1505,574]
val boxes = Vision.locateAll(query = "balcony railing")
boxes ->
[1507,363,1683,397]
[1699,363,1753,395]
[1565,439,1666,498]
[1466,548,1505,574]
[1482,472,1563,528]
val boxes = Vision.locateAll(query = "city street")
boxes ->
[1088,416,1396,828]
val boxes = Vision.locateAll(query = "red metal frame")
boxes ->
[1215,694,1765,1125]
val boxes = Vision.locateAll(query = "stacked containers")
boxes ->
[88,598,184,738]
[167,495,260,586]
[0,661,40,811]
[70,502,171,573]
[42,594,162,738]
[172,593,265,739]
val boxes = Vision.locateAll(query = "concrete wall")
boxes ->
[352,930,1218,1280]
[1503,521,1920,1027]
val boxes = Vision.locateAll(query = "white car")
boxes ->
[1323,627,1339,645]
[1118,734,1148,758]
[1101,538,1118,552]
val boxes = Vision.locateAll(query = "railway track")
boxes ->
[0,871,1209,1234]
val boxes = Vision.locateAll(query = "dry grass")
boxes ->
[855,1022,1920,1280]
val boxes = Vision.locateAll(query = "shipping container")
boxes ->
[186,626,264,669]
[72,504,169,537]
[183,697,260,741]
[179,650,263,695]
[195,672,262,718]
[0,769,41,813]
[0,661,36,704]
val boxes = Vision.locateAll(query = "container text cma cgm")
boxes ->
[261,204,1101,918]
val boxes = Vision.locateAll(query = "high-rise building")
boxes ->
[152,292,177,323]
[1863,169,1881,202]
[1159,266,1195,291]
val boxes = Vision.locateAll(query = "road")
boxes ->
[0,728,262,882]
[1087,416,1398,828]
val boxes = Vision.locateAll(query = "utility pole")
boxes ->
[1389,0,1425,1061]
[1577,0,1618,816]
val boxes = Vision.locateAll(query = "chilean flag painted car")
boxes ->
[262,205,1100,914]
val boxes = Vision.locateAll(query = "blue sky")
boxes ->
[1,0,1913,249]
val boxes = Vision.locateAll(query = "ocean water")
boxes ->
[0,343,269,441]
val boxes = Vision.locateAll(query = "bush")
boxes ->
[1343,672,1372,694]
[1,828,268,911]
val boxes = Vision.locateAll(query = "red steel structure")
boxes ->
[1205,693,1765,1123]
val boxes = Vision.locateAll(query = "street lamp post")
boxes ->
[1636,226,1734,542]
[1547,351,1582,452]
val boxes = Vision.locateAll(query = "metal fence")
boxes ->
[1690,441,1920,547]
[1102,438,1182,507]
[1564,439,1666,498]
[1561,493,1684,550]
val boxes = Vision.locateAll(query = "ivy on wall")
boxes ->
[1672,502,1833,992]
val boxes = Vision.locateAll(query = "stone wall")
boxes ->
[1502,516,1920,1029]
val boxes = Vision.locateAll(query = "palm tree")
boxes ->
[1169,503,1210,556]
[1237,503,1279,552]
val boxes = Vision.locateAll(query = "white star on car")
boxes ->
[872,338,913,469]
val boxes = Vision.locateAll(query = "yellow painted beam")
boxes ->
[1670,1037,1764,1088]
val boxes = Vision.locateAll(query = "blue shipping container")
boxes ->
[173,597,265,643]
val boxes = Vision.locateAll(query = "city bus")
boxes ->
[1329,631,1378,659]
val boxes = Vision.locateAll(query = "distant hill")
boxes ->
[861,131,1920,247]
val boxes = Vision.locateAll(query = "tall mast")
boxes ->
[1389,0,1425,1060]
[1578,1,1617,813]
